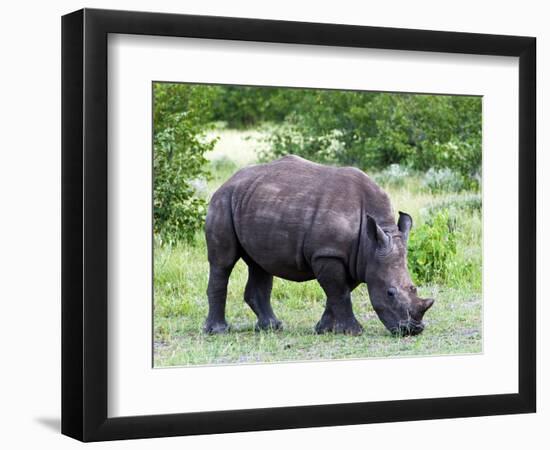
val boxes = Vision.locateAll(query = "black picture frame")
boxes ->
[61,8,536,442]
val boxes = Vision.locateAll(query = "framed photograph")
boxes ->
[61,8,536,442]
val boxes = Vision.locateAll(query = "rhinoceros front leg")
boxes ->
[314,306,335,334]
[244,262,282,331]
[313,258,363,336]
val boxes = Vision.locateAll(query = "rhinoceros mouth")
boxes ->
[392,319,425,336]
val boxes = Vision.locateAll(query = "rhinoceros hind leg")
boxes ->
[204,265,234,334]
[244,262,282,332]
[204,192,242,334]
[314,258,363,336]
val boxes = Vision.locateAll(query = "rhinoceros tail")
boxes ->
[205,189,240,270]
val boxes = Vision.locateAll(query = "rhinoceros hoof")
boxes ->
[333,319,364,336]
[203,320,230,334]
[255,318,283,332]
[314,319,334,334]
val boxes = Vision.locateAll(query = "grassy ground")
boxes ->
[154,129,482,367]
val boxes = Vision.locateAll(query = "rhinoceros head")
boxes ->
[365,212,434,336]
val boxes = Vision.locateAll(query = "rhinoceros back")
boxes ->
[205,155,394,282]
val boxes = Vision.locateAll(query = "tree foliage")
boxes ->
[153,83,217,244]
[258,91,481,186]
[153,83,481,245]
[407,209,457,285]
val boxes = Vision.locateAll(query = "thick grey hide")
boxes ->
[203,155,434,336]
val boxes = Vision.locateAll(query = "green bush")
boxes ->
[373,164,411,188]
[156,85,481,187]
[260,118,345,164]
[408,210,457,285]
[210,86,298,128]
[152,83,482,246]
[209,155,238,178]
[423,168,465,193]
[258,91,481,182]
[153,84,218,245]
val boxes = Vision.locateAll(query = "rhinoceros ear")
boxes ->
[366,215,390,249]
[398,211,413,243]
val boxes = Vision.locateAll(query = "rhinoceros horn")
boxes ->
[366,215,390,249]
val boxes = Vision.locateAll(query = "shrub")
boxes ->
[258,91,481,181]
[209,86,301,128]
[188,177,208,199]
[259,119,344,164]
[423,168,464,193]
[153,84,218,245]
[209,155,238,176]
[373,164,411,188]
[170,85,481,185]
[408,210,457,285]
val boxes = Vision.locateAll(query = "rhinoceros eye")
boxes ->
[387,287,397,298]
[409,285,417,294]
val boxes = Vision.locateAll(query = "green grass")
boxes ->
[154,128,482,367]
[154,235,481,366]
